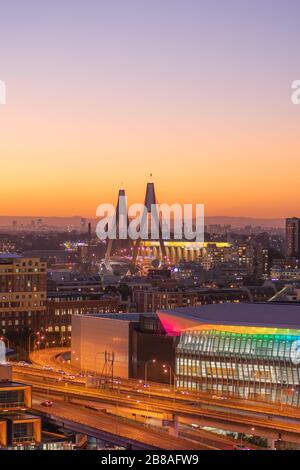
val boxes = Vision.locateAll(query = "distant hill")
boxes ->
[0,215,285,229]
[0,216,93,228]
[204,216,285,228]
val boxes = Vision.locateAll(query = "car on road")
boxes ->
[212,395,228,400]
[233,444,251,450]
[17,361,30,367]
[41,400,53,407]
[62,375,76,381]
[42,365,54,371]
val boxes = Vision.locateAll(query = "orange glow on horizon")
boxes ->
[1,76,300,219]
[1,2,300,219]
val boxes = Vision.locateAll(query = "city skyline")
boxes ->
[3,0,300,455]
[1,0,300,217]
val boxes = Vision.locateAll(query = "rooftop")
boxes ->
[3,414,40,422]
[0,381,30,389]
[157,302,300,335]
[82,313,142,322]
[0,253,21,261]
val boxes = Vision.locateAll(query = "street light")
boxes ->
[0,336,9,350]
[142,359,156,422]
[34,336,46,351]
[28,331,39,356]
[144,359,156,384]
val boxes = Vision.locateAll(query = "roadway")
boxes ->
[58,395,257,450]
[31,394,209,450]
[14,348,300,446]
[29,347,74,373]
[28,348,300,420]
[14,360,300,423]
[13,367,300,445]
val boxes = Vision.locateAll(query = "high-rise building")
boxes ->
[286,218,300,258]
[255,245,269,279]
[0,254,47,336]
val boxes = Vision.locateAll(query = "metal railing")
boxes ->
[13,436,35,444]
[0,401,25,409]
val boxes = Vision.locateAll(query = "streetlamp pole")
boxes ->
[144,359,156,384]
[0,336,9,350]
[28,332,39,357]
[163,363,177,402]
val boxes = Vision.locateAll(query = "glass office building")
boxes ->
[158,303,300,406]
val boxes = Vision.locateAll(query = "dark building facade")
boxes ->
[286,218,300,258]
[43,293,127,336]
[0,255,47,336]
[132,287,250,313]
[131,314,178,384]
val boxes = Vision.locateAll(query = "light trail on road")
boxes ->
[32,394,210,450]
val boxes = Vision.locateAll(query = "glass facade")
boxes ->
[0,390,25,408]
[176,327,300,406]
[13,422,34,443]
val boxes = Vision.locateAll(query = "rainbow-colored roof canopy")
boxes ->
[157,303,300,336]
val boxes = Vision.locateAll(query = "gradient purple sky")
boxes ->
[0,0,300,217]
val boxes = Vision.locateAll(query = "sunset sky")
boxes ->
[0,0,300,218]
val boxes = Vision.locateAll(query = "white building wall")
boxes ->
[71,315,131,379]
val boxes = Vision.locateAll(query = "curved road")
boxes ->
[32,395,209,450]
